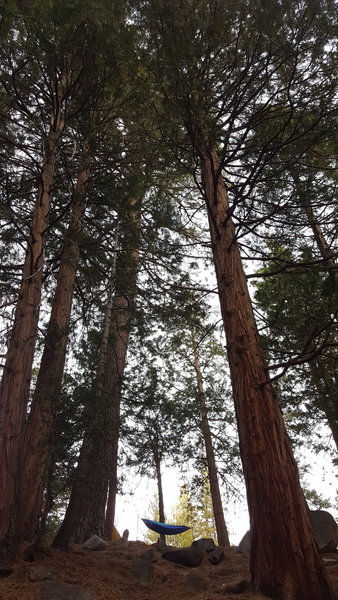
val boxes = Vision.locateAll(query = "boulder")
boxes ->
[29,565,55,582]
[238,510,338,555]
[39,580,96,600]
[162,548,203,568]
[207,548,224,565]
[109,528,129,549]
[82,535,108,551]
[224,578,250,593]
[238,530,251,556]
[191,538,216,553]
[310,510,338,553]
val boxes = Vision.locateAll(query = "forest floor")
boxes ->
[0,539,337,600]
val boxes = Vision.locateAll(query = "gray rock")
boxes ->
[162,548,203,568]
[131,559,154,581]
[238,510,338,556]
[207,548,224,565]
[39,580,96,600]
[29,565,55,581]
[109,529,129,549]
[310,510,338,553]
[184,573,208,591]
[82,535,108,551]
[224,578,250,593]
[191,538,216,553]
[238,530,251,556]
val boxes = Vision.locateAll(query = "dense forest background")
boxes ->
[0,1,337,598]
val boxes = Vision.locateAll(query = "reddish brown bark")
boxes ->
[191,331,230,547]
[199,147,336,600]
[0,106,66,565]
[53,197,141,547]
[18,155,90,548]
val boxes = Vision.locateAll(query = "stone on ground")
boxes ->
[191,538,216,552]
[162,548,204,567]
[82,535,108,551]
[238,510,338,555]
[310,510,338,553]
[39,580,96,600]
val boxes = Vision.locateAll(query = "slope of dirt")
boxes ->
[0,541,337,600]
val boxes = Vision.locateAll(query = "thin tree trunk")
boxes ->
[155,453,165,542]
[304,200,336,267]
[104,437,119,540]
[199,147,335,600]
[290,166,338,450]
[290,167,337,269]
[18,151,90,550]
[191,330,230,547]
[53,197,141,548]
[0,95,66,565]
[303,201,338,448]
[309,359,338,451]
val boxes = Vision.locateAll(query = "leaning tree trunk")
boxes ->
[304,203,338,450]
[0,97,66,565]
[18,152,90,552]
[290,167,338,450]
[53,196,141,548]
[309,358,338,451]
[199,146,336,600]
[191,330,230,547]
[290,167,337,269]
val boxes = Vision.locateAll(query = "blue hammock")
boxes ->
[142,518,190,536]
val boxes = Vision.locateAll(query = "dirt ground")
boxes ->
[0,540,337,600]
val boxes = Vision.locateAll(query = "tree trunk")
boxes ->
[290,167,337,269]
[155,453,165,542]
[290,166,338,450]
[0,104,66,565]
[199,147,336,600]
[104,439,119,540]
[304,200,336,267]
[53,197,141,548]
[18,153,90,550]
[103,290,133,538]
[309,359,338,451]
[191,330,230,547]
